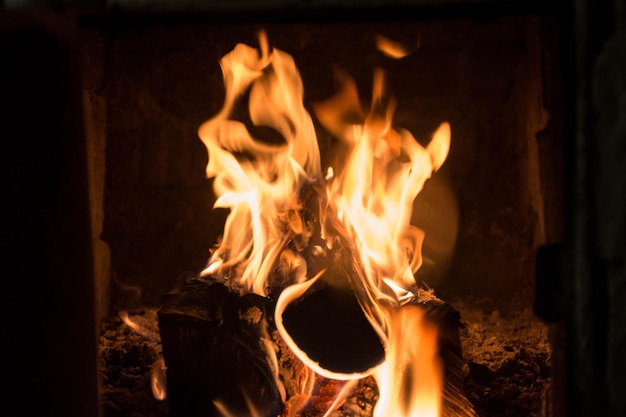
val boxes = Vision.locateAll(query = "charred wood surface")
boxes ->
[421,294,477,417]
[280,249,387,375]
[102,297,551,417]
[158,278,282,417]
[158,276,475,417]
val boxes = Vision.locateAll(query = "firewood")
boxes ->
[158,277,282,417]
[280,246,386,376]
[158,275,475,417]
[419,292,477,417]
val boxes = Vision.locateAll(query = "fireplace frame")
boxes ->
[3,1,624,417]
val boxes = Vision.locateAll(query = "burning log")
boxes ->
[278,242,387,377]
[158,274,475,417]
[157,29,476,417]
[423,297,477,417]
[158,277,283,417]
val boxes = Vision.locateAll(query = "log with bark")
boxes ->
[158,278,282,417]
[158,273,475,417]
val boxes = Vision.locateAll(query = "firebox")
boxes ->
[3,1,624,417]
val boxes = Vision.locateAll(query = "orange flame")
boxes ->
[198,30,321,295]
[317,68,450,298]
[151,356,168,401]
[373,306,442,417]
[375,33,420,59]
[198,30,450,417]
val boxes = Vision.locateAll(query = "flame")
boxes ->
[119,310,161,342]
[198,30,450,417]
[317,68,450,296]
[151,356,168,401]
[374,33,419,59]
[118,310,167,400]
[373,306,442,417]
[198,30,321,295]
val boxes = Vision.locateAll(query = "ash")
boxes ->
[454,299,552,417]
[99,309,169,417]
[99,302,551,417]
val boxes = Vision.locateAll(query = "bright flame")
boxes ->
[198,30,451,417]
[373,306,442,417]
[119,310,161,342]
[318,68,450,295]
[198,30,321,295]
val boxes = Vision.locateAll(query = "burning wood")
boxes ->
[157,29,475,417]
[278,241,387,377]
[101,298,550,417]
[158,278,283,417]
[158,275,474,417]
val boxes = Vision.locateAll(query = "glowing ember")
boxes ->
[198,30,451,416]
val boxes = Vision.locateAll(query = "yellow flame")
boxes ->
[118,310,161,342]
[373,306,442,417]
[213,394,265,417]
[198,31,451,417]
[315,69,450,416]
[118,311,168,401]
[198,30,321,295]
[151,356,167,401]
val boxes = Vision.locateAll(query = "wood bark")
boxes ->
[159,275,475,417]
[158,278,282,417]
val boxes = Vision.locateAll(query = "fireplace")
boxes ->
[3,1,624,417]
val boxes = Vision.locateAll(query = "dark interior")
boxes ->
[87,12,558,312]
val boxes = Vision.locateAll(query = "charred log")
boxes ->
[158,275,475,417]
[280,254,386,376]
[158,278,282,417]
[420,293,477,417]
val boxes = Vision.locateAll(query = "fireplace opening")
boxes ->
[77,8,565,417]
[5,3,597,417]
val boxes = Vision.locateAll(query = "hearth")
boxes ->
[87,8,559,417]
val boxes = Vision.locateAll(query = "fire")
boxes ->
[151,356,168,401]
[198,30,320,296]
[119,310,168,401]
[373,306,442,417]
[375,33,420,59]
[315,67,450,294]
[198,30,450,416]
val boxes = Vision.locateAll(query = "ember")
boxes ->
[100,300,551,417]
